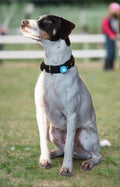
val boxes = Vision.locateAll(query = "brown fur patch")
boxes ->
[53,28,56,35]
[40,29,50,40]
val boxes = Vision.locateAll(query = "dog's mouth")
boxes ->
[21,26,31,34]
[21,25,41,41]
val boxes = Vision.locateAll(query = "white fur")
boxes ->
[100,140,111,147]
[34,38,102,173]
[21,16,103,176]
[34,40,73,168]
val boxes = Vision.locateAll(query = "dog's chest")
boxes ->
[43,75,67,127]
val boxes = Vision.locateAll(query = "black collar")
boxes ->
[40,55,75,74]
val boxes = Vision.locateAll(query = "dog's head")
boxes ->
[21,15,75,42]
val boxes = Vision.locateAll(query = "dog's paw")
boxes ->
[60,167,72,177]
[81,160,94,171]
[39,159,51,169]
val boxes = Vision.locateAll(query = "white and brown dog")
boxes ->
[21,15,102,176]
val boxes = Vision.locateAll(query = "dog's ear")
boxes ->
[60,18,75,39]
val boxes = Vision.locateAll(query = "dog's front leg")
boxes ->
[36,106,51,169]
[60,113,76,176]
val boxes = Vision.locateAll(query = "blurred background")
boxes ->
[0,0,119,33]
[0,0,119,63]
[0,1,120,186]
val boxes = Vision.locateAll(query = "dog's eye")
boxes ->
[43,18,53,24]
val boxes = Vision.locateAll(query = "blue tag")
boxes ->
[60,66,68,74]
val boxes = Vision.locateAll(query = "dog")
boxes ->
[21,15,102,176]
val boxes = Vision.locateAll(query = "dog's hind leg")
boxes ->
[48,125,65,158]
[81,154,102,171]
[79,128,102,171]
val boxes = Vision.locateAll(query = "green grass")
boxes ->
[0,61,120,186]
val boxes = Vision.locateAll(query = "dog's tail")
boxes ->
[100,139,111,147]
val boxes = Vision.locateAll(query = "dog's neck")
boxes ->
[40,39,72,66]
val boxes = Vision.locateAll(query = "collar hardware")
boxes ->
[60,66,68,73]
[40,55,75,74]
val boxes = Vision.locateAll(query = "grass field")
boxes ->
[0,60,120,186]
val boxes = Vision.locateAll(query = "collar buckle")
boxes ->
[49,65,52,73]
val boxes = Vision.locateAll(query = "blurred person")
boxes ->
[25,3,34,19]
[102,2,120,70]
[0,27,8,64]
[82,25,89,34]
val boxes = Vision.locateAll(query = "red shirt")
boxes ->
[102,17,116,38]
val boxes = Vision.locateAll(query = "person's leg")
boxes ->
[0,33,6,65]
[104,35,116,70]
[0,44,3,64]
[104,35,110,70]
[109,40,116,70]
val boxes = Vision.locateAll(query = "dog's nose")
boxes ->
[22,20,29,26]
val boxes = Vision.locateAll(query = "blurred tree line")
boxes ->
[1,0,120,5]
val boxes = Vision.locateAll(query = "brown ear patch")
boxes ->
[53,28,56,35]
[40,29,50,40]
[60,18,75,39]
